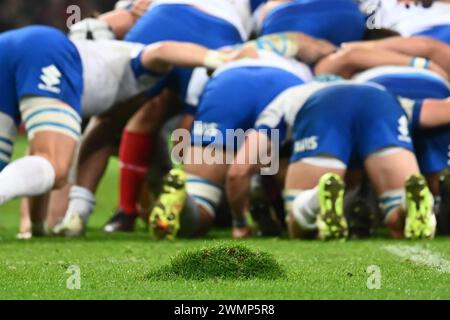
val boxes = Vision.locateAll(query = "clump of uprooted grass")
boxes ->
[148,243,285,281]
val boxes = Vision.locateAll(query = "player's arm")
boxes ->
[240,32,337,64]
[420,99,450,128]
[400,97,450,129]
[69,0,151,40]
[315,47,448,80]
[99,0,151,39]
[227,131,273,239]
[140,41,233,74]
[343,37,450,78]
[227,92,289,239]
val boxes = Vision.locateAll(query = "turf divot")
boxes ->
[148,243,285,280]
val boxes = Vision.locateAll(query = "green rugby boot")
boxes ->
[149,168,187,240]
[317,173,348,240]
[404,174,436,239]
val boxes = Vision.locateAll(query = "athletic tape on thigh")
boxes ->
[301,157,347,170]
[371,147,404,158]
[186,174,222,217]
[379,189,405,222]
[20,97,81,141]
[0,112,18,169]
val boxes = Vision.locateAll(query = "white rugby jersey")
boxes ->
[186,50,314,108]
[150,0,266,41]
[359,0,450,36]
[255,81,385,141]
[73,40,156,117]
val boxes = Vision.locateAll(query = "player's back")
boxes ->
[0,25,83,122]
[259,0,365,45]
[72,39,147,117]
[149,0,266,41]
[0,25,69,67]
[354,66,450,100]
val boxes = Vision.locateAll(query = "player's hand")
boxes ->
[232,226,253,239]
[130,0,152,19]
[228,45,260,61]
[69,18,116,40]
[303,39,337,64]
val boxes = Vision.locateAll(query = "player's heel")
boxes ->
[404,174,436,240]
[317,173,348,241]
[149,168,187,240]
[52,213,86,237]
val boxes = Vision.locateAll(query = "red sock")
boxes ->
[119,130,154,215]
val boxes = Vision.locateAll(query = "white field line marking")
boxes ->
[384,245,450,274]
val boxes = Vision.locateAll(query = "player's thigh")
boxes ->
[184,146,229,186]
[364,148,420,194]
[30,131,77,184]
[124,90,179,133]
[285,160,346,190]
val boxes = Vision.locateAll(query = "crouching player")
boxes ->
[228,81,436,240]
[0,26,83,235]
[313,42,450,234]
[67,0,268,233]
[4,25,236,237]
[147,42,326,240]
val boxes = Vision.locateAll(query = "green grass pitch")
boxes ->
[1,138,450,300]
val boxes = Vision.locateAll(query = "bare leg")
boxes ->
[182,146,230,237]
[13,132,77,234]
[364,150,421,239]
[284,161,346,239]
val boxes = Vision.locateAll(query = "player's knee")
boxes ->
[126,98,167,133]
[186,174,223,219]
[32,154,70,189]
[20,97,82,142]
[0,112,18,172]
[379,189,405,230]
[227,164,253,184]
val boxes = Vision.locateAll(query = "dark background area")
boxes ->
[0,0,117,32]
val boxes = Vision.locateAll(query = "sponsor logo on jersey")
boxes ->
[294,136,319,153]
[38,65,62,94]
[397,116,412,143]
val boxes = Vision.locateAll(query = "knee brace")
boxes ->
[20,97,81,141]
[379,189,405,222]
[186,174,223,218]
[0,112,17,171]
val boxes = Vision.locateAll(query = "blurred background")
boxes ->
[0,0,117,32]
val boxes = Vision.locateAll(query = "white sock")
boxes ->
[292,187,320,230]
[64,185,96,222]
[0,156,55,205]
